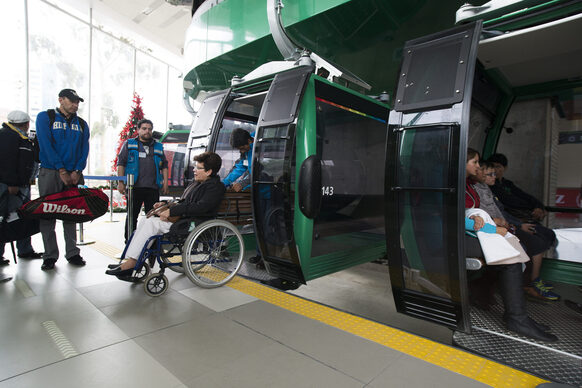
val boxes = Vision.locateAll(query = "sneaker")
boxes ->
[532,277,553,289]
[531,279,560,301]
[0,257,9,266]
[41,258,57,270]
[18,251,43,259]
[67,255,86,267]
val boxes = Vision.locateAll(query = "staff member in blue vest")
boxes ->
[117,119,169,242]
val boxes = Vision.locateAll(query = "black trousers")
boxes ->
[465,235,528,322]
[125,187,159,242]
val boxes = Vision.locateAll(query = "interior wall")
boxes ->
[468,105,492,151]
[555,112,582,188]
[557,144,582,187]
[496,99,550,202]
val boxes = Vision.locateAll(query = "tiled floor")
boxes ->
[0,214,519,387]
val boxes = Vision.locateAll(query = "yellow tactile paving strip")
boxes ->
[224,276,546,388]
[88,238,547,388]
[90,239,122,260]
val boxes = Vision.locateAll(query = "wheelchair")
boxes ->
[116,218,245,296]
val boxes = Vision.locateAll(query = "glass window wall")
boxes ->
[28,0,91,120]
[0,0,27,117]
[0,0,190,175]
[136,51,168,133]
[90,29,135,175]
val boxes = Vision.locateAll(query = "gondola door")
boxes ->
[184,89,232,185]
[385,22,481,332]
[251,66,313,283]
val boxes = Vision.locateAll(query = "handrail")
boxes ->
[545,206,582,214]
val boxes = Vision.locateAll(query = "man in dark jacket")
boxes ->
[488,153,558,300]
[0,110,42,264]
[106,152,225,277]
[489,153,548,222]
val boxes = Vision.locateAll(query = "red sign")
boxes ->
[555,188,582,218]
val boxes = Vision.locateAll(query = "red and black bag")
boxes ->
[19,187,109,222]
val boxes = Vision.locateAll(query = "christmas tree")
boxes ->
[112,92,145,170]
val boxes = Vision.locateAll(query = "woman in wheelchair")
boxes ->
[106,152,225,277]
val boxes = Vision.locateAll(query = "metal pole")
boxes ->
[104,176,120,223]
[76,222,95,246]
[126,174,135,239]
[110,178,114,222]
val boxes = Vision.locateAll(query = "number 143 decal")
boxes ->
[321,186,334,196]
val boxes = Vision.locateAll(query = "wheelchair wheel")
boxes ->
[144,273,169,297]
[182,219,244,288]
[161,253,185,273]
[133,263,151,282]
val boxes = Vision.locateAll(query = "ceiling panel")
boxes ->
[100,0,192,54]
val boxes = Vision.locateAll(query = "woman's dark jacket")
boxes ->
[169,175,225,224]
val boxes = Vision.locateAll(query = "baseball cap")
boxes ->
[7,110,31,124]
[58,89,84,102]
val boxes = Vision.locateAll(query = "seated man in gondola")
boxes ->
[488,153,558,299]
[106,152,225,277]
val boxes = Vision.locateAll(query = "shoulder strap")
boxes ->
[47,109,56,129]
[77,116,87,133]
[48,109,86,132]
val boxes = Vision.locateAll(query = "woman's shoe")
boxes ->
[108,263,122,269]
[528,317,550,332]
[105,267,134,277]
[506,318,558,342]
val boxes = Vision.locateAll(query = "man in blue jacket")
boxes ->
[116,119,169,242]
[36,89,90,270]
[223,128,253,192]
[222,128,263,264]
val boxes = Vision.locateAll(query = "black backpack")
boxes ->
[47,109,88,132]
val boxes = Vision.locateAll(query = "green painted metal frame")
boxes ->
[293,74,316,275]
[540,259,582,286]
[457,0,582,31]
[482,0,582,31]
[184,0,465,99]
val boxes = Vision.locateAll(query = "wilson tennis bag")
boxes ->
[19,187,109,222]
